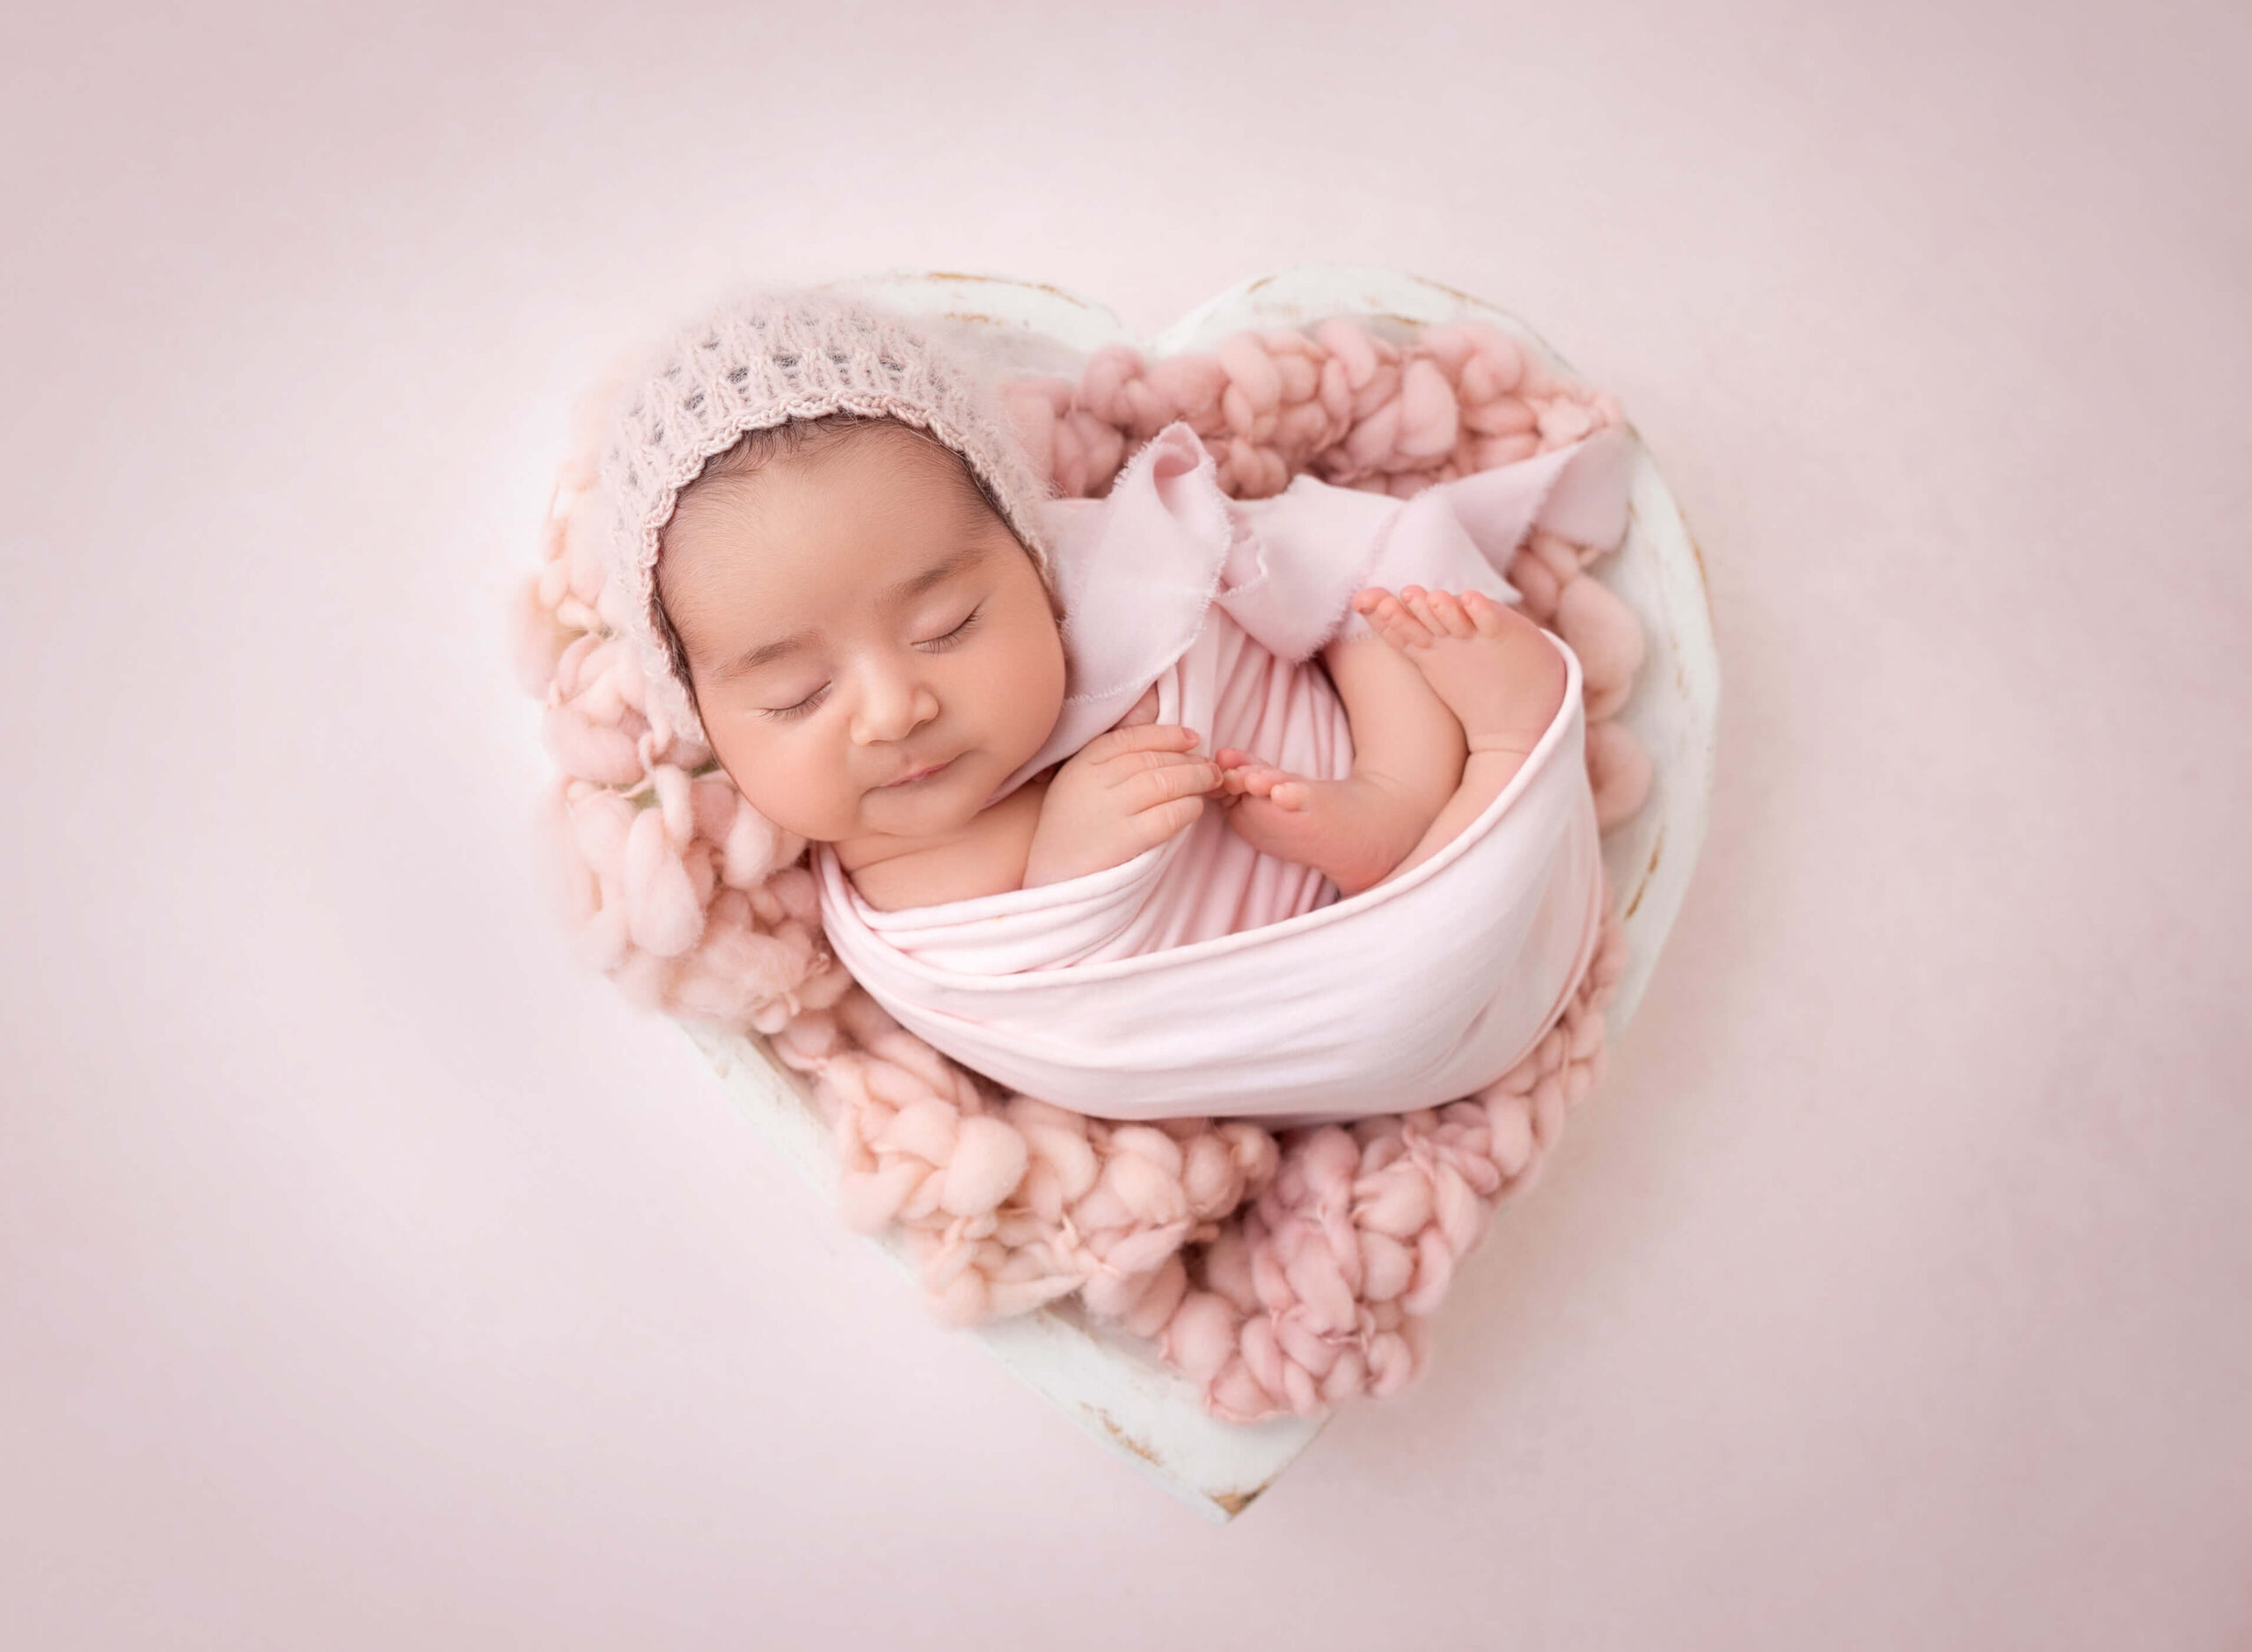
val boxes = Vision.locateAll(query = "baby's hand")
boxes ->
[1022,721,1222,889]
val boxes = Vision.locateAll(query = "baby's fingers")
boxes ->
[1129,753,1224,808]
[1131,794,1208,847]
[1080,720,1201,763]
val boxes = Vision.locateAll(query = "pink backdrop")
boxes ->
[4,2,2248,1646]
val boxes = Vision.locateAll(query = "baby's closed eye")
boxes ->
[755,605,987,720]
[922,605,983,651]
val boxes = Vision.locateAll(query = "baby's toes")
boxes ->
[1423,590,1475,639]
[1362,590,1430,650]
[1241,764,1299,800]
[1269,779,1312,811]
[1461,588,1512,638]
[1400,587,1447,633]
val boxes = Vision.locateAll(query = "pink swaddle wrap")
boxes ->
[813,420,1634,1126]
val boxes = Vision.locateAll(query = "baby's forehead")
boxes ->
[662,430,1002,594]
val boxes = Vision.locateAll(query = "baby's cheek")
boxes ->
[754,755,828,824]
[708,733,804,830]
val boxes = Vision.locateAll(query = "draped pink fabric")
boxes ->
[812,420,1631,1125]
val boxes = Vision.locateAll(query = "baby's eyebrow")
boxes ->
[716,542,990,679]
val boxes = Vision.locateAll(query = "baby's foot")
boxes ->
[1351,586,1565,757]
[1211,748,1430,897]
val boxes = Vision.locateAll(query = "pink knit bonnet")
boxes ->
[595,288,1059,748]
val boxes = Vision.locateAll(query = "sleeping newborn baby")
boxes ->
[654,410,1560,918]
[599,289,1627,1122]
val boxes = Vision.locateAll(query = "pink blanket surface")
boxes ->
[813,420,1633,1125]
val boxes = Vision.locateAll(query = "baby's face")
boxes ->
[657,425,1066,855]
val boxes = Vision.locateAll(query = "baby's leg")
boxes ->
[1356,586,1569,887]
[1213,610,1467,896]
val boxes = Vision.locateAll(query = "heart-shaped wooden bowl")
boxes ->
[677,266,1718,1521]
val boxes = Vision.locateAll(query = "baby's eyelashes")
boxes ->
[760,687,828,720]
[745,605,987,722]
[914,605,984,653]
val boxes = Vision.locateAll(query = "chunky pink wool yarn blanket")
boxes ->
[815,420,1630,1126]
[519,311,1657,1422]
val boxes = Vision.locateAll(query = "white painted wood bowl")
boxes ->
[681,266,1720,1521]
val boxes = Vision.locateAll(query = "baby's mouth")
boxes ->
[880,756,955,788]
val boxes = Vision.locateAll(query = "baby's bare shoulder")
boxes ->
[844,777,1050,913]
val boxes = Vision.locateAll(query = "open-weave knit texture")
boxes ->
[514,310,1653,1422]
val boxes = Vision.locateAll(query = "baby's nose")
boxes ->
[851,670,940,743]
